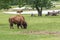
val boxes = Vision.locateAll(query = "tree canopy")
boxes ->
[17,0,53,16]
[24,0,53,16]
[0,0,54,16]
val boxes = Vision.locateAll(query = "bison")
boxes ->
[45,11,60,16]
[9,15,27,29]
[17,10,23,13]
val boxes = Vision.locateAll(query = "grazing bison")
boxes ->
[45,11,60,16]
[17,10,23,13]
[9,15,27,29]
[31,14,36,17]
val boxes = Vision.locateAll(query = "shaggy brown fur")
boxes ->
[9,15,27,29]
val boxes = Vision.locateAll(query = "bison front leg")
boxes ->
[10,23,14,29]
[17,24,20,29]
[20,25,23,29]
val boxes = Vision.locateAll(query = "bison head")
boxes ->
[22,21,27,29]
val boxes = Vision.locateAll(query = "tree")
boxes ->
[0,0,53,16]
[18,0,53,16]
[32,0,53,16]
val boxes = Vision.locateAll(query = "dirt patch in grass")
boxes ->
[9,30,60,35]
[21,31,60,35]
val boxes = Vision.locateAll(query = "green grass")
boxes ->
[0,12,60,40]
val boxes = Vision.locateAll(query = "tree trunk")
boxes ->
[40,7,42,16]
[35,5,42,16]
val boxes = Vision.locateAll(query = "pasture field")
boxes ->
[0,12,60,40]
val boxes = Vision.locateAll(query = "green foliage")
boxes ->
[0,0,53,9]
[23,0,53,8]
[0,0,11,9]
[52,0,60,1]
[20,0,54,8]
